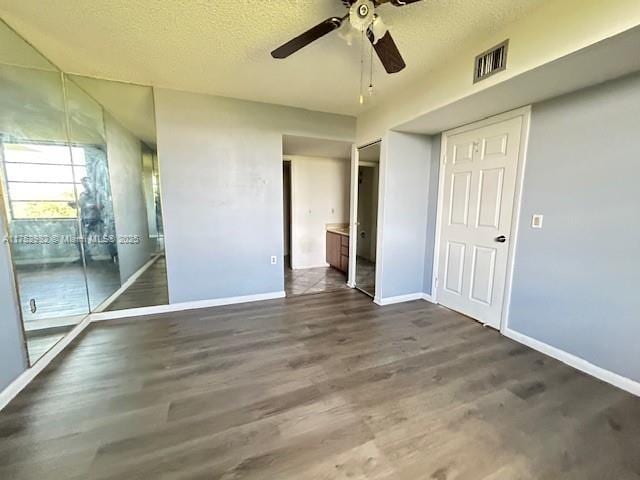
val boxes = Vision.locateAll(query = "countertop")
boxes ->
[326,226,349,237]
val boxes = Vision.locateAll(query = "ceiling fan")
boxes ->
[271,0,423,74]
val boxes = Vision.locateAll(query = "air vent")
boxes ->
[474,40,508,83]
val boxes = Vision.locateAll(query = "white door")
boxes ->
[437,115,523,329]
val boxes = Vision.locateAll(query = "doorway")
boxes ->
[281,135,352,297]
[434,108,530,329]
[283,161,292,270]
[353,142,380,298]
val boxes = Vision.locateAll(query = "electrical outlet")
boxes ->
[531,214,544,229]
[270,256,277,265]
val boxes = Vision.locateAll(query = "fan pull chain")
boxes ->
[368,39,374,97]
[359,29,365,105]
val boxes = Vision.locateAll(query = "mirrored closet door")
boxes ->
[354,142,380,297]
[67,73,168,312]
[0,19,168,365]
[0,20,90,363]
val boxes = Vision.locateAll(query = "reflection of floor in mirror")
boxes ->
[25,327,72,365]
[21,257,168,364]
[105,257,169,311]
[284,257,349,297]
[355,255,375,296]
[17,260,120,327]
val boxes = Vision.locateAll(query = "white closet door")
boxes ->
[437,116,522,329]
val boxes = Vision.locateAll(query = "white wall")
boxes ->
[154,89,355,303]
[105,113,154,283]
[288,155,350,269]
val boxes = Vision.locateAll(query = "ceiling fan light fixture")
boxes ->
[338,22,358,46]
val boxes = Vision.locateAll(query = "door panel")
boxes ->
[482,134,508,159]
[469,246,496,305]
[437,116,523,328]
[326,232,340,269]
[444,241,465,294]
[453,142,474,164]
[449,172,471,226]
[476,167,504,228]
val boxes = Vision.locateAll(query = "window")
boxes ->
[1,142,87,219]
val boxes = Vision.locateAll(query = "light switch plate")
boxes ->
[531,214,544,229]
[270,256,277,265]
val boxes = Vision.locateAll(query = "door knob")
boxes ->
[495,235,507,243]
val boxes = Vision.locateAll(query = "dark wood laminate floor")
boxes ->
[1,289,638,479]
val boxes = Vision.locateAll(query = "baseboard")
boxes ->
[421,293,436,304]
[291,263,330,270]
[0,316,92,411]
[93,254,161,313]
[91,290,286,322]
[503,327,640,397]
[374,292,425,306]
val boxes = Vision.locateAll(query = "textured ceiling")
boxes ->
[0,0,547,116]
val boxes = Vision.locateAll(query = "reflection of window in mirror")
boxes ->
[2,142,85,219]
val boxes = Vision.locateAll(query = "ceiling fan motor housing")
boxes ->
[271,0,409,74]
[349,0,375,31]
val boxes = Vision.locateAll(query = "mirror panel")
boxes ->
[64,78,121,310]
[67,74,167,312]
[355,142,380,297]
[0,20,89,364]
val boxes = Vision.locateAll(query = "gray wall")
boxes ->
[0,213,27,390]
[509,72,640,382]
[106,113,154,283]
[377,131,434,299]
[154,89,356,303]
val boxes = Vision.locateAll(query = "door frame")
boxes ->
[348,139,382,298]
[431,106,532,332]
